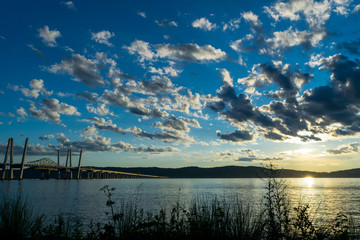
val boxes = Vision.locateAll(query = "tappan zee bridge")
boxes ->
[1,138,162,180]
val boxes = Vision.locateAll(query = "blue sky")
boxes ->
[1,0,360,171]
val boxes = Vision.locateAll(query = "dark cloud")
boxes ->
[49,54,105,87]
[259,62,296,91]
[129,127,195,144]
[301,54,360,137]
[129,106,168,119]
[154,115,200,132]
[39,134,54,140]
[76,91,99,103]
[216,130,253,142]
[337,38,360,55]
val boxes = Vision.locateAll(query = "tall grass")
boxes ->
[0,194,44,239]
[1,164,359,239]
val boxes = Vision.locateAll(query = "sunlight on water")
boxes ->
[304,176,314,187]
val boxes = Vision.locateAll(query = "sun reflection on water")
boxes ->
[304,176,315,187]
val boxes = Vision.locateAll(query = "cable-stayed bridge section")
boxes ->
[1,138,162,180]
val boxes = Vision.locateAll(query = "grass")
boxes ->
[1,164,360,239]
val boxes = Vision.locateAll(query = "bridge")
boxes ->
[1,138,162,180]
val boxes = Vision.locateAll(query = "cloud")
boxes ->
[86,103,113,116]
[27,44,46,60]
[129,127,195,144]
[39,134,55,140]
[155,19,178,27]
[38,26,61,47]
[138,11,146,18]
[91,30,115,46]
[124,40,156,62]
[28,98,80,124]
[326,142,360,154]
[125,40,227,63]
[76,91,99,103]
[156,43,227,62]
[49,54,105,87]
[222,17,241,31]
[16,107,27,118]
[62,1,76,11]
[192,17,217,31]
[84,117,126,134]
[266,28,327,54]
[154,115,201,132]
[337,38,360,55]
[216,130,253,142]
[148,66,182,77]
[8,79,52,98]
[300,54,360,137]
[129,106,169,119]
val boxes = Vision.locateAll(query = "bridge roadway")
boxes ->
[5,163,162,179]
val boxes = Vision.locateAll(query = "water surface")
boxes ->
[1,178,360,223]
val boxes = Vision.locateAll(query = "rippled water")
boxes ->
[1,178,360,223]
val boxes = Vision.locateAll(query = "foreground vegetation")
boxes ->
[1,166,359,240]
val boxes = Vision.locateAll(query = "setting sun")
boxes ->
[304,176,315,187]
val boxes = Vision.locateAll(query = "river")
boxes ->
[1,178,360,224]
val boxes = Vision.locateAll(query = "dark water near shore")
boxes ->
[1,178,360,223]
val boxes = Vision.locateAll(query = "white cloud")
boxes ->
[28,98,80,124]
[8,79,52,98]
[148,66,182,77]
[91,30,115,47]
[123,40,156,62]
[192,17,217,31]
[16,107,27,118]
[156,43,227,62]
[223,17,241,31]
[138,11,146,18]
[38,26,61,47]
[264,0,352,30]
[86,103,113,116]
[62,1,76,11]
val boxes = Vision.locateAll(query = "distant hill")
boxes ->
[95,166,360,178]
[14,165,360,179]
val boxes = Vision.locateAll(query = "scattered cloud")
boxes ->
[39,134,55,140]
[49,54,105,87]
[38,26,61,47]
[326,143,360,155]
[91,30,115,46]
[62,1,76,11]
[28,98,80,124]
[155,19,178,27]
[138,11,146,18]
[8,79,52,99]
[192,17,217,31]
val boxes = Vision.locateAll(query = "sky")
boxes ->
[0,0,360,171]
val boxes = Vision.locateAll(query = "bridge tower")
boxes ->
[1,138,29,180]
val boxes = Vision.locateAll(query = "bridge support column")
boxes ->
[9,138,14,180]
[47,169,51,179]
[77,150,82,180]
[1,138,11,180]
[19,138,28,180]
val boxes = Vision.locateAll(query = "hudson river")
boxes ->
[1,178,360,223]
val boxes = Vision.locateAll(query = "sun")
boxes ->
[304,176,314,187]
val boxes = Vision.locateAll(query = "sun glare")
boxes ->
[304,176,314,187]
